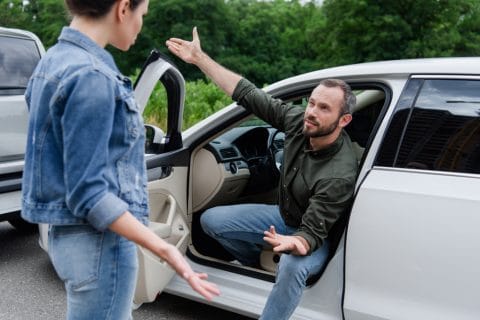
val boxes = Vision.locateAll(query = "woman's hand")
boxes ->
[162,243,220,301]
[109,212,220,301]
[183,271,220,302]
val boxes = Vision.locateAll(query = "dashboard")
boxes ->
[191,126,284,211]
[206,126,281,172]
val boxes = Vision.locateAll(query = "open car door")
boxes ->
[133,51,190,305]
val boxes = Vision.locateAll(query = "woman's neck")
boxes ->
[70,16,111,48]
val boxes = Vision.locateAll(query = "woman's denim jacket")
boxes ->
[22,27,148,231]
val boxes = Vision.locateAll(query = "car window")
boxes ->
[239,86,387,159]
[0,36,41,95]
[379,79,480,174]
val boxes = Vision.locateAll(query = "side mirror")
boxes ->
[145,124,165,154]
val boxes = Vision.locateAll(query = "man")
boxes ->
[166,27,358,320]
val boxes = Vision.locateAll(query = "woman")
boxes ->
[21,1,219,319]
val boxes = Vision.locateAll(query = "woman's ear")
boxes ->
[115,0,130,22]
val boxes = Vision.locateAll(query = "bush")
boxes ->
[143,79,232,131]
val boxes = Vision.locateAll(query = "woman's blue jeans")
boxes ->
[201,204,329,320]
[48,224,138,320]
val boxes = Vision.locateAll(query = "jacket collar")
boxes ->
[57,27,119,73]
[304,131,345,158]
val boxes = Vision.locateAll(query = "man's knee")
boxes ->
[277,254,309,282]
[200,206,225,236]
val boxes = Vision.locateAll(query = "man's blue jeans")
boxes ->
[201,204,329,320]
[48,224,137,320]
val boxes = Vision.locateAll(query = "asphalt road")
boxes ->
[0,221,251,320]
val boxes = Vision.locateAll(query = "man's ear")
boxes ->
[339,113,353,128]
[116,0,130,22]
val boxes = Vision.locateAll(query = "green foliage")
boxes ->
[217,0,322,86]
[0,1,30,27]
[3,0,480,130]
[112,0,231,77]
[319,0,480,66]
[143,79,232,131]
[0,0,68,48]
[5,0,480,82]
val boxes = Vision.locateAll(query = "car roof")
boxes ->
[0,26,39,40]
[267,57,480,91]
[0,27,46,57]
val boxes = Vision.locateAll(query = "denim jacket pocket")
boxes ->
[48,225,103,292]
[124,96,142,140]
[116,157,146,205]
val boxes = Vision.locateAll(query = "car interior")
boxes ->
[183,84,388,281]
[131,82,390,303]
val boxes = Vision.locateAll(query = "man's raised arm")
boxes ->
[166,27,241,97]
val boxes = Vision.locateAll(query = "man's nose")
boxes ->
[305,108,316,118]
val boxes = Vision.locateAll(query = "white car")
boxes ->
[0,27,44,231]
[39,52,480,319]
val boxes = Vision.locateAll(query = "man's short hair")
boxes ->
[319,79,356,115]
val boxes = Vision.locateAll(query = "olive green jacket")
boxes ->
[232,78,358,253]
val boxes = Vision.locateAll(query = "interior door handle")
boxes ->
[165,194,177,226]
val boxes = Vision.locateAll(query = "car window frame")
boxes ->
[375,74,480,175]
[0,34,42,95]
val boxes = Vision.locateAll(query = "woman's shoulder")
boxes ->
[48,42,118,81]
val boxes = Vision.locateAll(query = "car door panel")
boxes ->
[134,167,190,304]
[132,52,189,304]
[344,168,480,320]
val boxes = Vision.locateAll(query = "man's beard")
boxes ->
[302,116,340,138]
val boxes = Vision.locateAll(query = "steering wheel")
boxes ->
[267,129,285,174]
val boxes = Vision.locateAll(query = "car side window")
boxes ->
[381,79,480,174]
[0,36,41,95]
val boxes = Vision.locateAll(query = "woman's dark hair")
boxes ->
[64,0,144,18]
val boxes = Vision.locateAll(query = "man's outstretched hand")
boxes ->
[166,26,202,64]
[165,27,242,97]
[263,226,309,256]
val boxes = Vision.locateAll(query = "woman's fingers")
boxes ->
[189,274,220,301]
[196,272,209,280]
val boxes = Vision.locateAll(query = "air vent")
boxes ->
[220,147,238,159]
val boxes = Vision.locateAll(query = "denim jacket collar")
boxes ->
[58,27,119,74]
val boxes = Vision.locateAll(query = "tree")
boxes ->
[26,0,68,48]
[454,0,480,56]
[0,0,67,49]
[111,0,232,77]
[218,0,323,86]
[317,0,480,67]
[0,1,30,28]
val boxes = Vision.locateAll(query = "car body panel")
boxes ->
[134,167,191,304]
[0,96,29,161]
[0,190,22,215]
[0,27,45,163]
[162,58,480,319]
[345,168,480,320]
[37,54,480,319]
[131,52,190,304]
[0,27,44,228]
